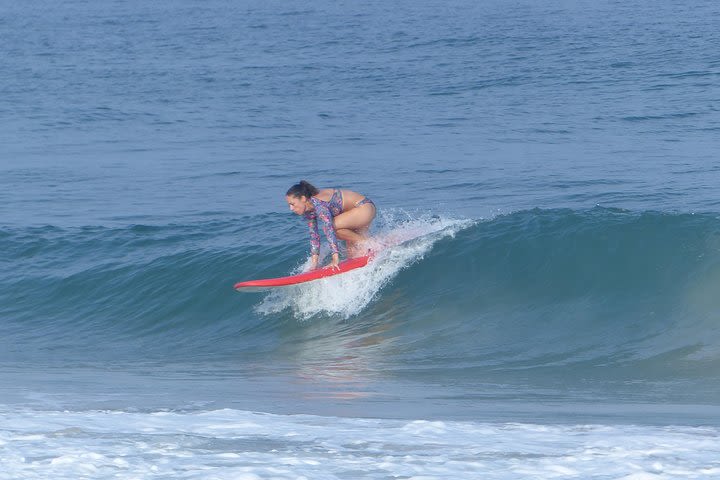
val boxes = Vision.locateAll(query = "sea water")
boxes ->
[3,0,720,478]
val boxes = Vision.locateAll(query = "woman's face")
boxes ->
[286,195,309,215]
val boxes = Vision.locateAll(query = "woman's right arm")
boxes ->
[307,215,321,269]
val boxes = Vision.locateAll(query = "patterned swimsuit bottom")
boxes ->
[329,189,374,213]
[355,197,374,208]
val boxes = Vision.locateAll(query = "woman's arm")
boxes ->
[315,202,340,268]
[307,215,321,269]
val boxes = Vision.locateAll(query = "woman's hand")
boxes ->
[329,253,340,270]
[310,254,320,270]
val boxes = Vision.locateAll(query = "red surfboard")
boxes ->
[234,254,372,292]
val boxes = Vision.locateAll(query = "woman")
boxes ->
[286,180,376,269]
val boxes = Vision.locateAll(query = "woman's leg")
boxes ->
[333,204,376,256]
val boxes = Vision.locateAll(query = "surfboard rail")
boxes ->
[234,254,372,292]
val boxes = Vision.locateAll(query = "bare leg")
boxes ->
[334,204,376,257]
[336,228,367,257]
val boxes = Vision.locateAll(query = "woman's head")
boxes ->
[286,180,318,215]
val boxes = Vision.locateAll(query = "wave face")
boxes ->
[3,208,720,405]
[384,209,720,402]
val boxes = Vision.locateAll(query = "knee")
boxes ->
[335,228,351,240]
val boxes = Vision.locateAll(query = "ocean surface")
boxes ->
[3,0,720,478]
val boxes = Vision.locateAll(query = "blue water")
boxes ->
[3,0,720,478]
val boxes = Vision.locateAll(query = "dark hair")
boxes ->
[286,180,319,198]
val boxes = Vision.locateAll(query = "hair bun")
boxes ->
[287,180,319,198]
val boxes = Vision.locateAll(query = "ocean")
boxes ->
[2,0,720,478]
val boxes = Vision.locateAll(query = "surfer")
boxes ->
[286,180,376,269]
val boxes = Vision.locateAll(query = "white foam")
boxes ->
[256,213,475,319]
[2,406,719,480]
